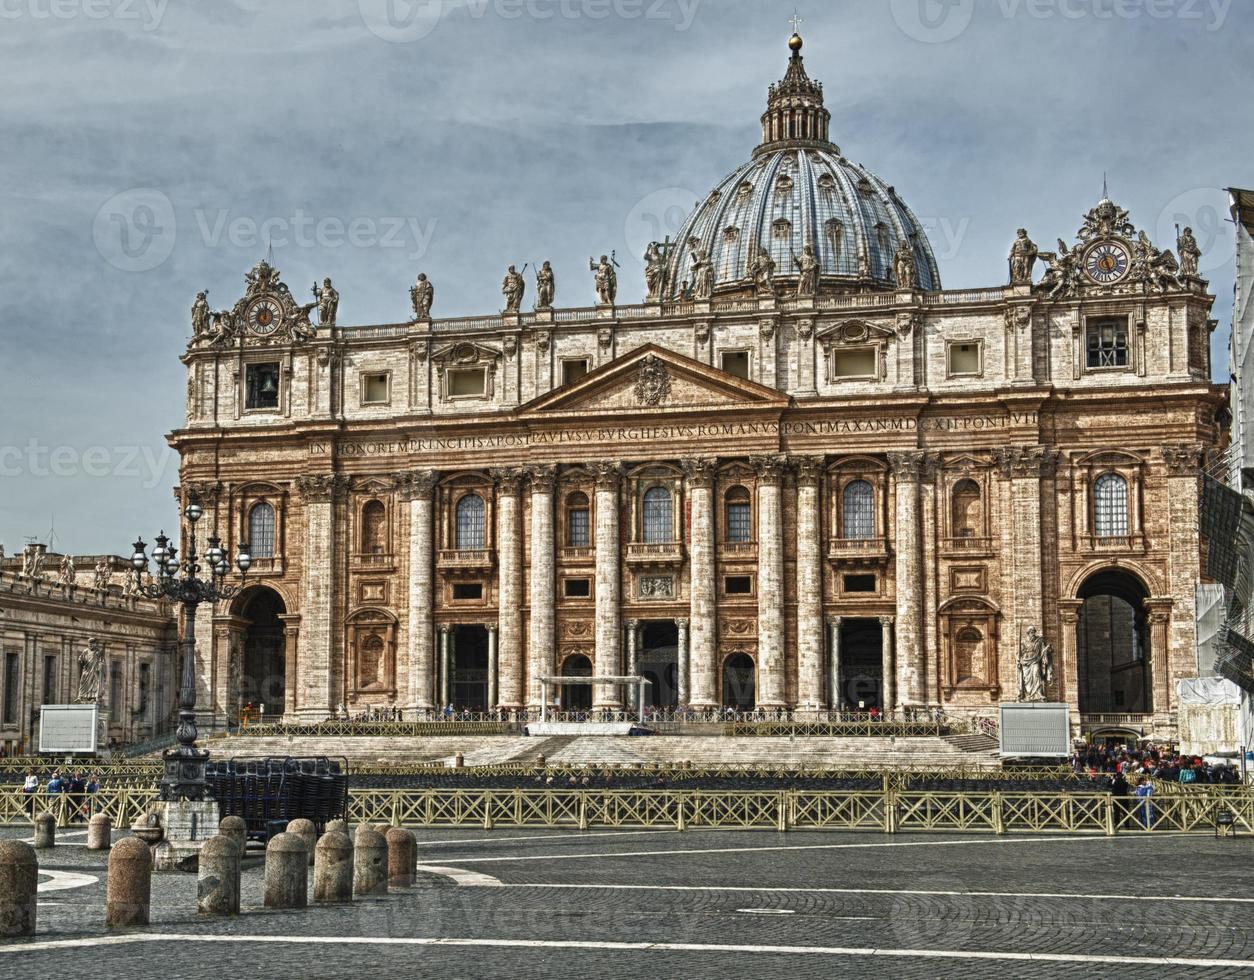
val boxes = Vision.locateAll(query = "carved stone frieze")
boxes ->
[1161,444,1203,476]
[632,354,672,406]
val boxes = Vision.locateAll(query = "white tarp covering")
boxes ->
[37,704,99,754]
[1195,584,1227,675]
[1176,677,1250,756]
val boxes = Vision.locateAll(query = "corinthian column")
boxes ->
[400,469,438,712]
[888,452,925,706]
[527,465,557,708]
[753,454,787,707]
[493,468,525,709]
[294,473,347,720]
[793,456,824,711]
[593,461,623,708]
[676,617,690,706]
[682,458,717,708]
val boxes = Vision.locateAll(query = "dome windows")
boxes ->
[772,218,793,241]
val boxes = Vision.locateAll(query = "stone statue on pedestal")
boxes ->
[76,639,106,704]
[410,273,434,320]
[93,557,110,591]
[794,244,819,297]
[1177,226,1202,278]
[644,242,666,301]
[589,254,617,305]
[313,278,339,325]
[1016,627,1055,703]
[59,553,76,587]
[502,265,526,312]
[1008,229,1038,285]
[536,260,556,308]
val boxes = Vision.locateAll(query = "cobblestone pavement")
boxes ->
[1,826,1252,978]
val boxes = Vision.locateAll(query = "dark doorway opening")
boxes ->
[1077,569,1151,713]
[840,618,883,711]
[452,625,489,712]
[560,654,593,711]
[640,621,679,709]
[238,587,286,716]
[722,653,755,711]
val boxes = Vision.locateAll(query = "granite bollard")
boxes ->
[352,826,387,897]
[386,828,415,888]
[219,815,247,855]
[0,840,38,937]
[286,818,317,867]
[313,831,353,903]
[32,811,55,850]
[106,837,152,927]
[264,833,308,909]
[197,835,241,916]
[86,814,112,851]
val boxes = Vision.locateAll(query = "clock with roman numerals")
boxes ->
[1083,240,1131,285]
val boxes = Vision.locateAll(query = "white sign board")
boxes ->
[999,702,1071,758]
[38,705,100,755]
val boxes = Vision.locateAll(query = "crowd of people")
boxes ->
[19,768,102,818]
[1072,741,1246,785]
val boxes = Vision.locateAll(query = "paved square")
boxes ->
[2,826,1252,977]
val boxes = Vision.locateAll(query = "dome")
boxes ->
[664,35,941,299]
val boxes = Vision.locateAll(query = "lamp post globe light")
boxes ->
[131,492,250,801]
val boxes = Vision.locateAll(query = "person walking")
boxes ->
[21,768,38,816]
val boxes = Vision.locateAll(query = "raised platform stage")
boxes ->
[523,722,645,737]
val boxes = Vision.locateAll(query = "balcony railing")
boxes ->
[1080,712,1154,730]
[624,541,685,567]
[437,548,496,570]
[941,536,994,556]
[721,541,758,559]
[353,552,395,569]
[560,546,594,562]
[1081,534,1146,553]
[827,537,889,562]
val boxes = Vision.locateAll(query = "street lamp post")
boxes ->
[131,493,250,801]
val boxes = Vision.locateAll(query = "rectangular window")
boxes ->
[138,663,150,714]
[452,582,483,601]
[562,359,589,386]
[726,503,752,543]
[42,655,56,705]
[361,372,390,405]
[947,342,981,377]
[843,574,877,594]
[448,368,486,397]
[721,350,750,379]
[1086,317,1129,369]
[832,347,877,379]
[724,575,753,595]
[109,661,123,722]
[567,509,590,548]
[3,652,19,725]
[564,578,591,598]
[244,362,281,410]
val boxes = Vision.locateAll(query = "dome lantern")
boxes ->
[757,31,835,157]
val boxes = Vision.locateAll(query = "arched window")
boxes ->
[248,502,275,559]
[455,493,485,550]
[955,627,984,685]
[566,492,590,548]
[361,500,386,555]
[842,480,875,539]
[1094,473,1129,538]
[642,487,673,544]
[725,486,752,543]
[952,479,982,538]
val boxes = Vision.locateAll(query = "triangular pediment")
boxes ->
[518,344,790,417]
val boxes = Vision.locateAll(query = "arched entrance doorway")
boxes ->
[1077,568,1151,714]
[560,654,592,711]
[237,587,286,716]
[722,653,755,711]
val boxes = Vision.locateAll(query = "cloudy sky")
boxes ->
[0,0,1249,555]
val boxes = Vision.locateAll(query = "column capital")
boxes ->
[674,617,690,629]
[750,453,787,484]
[826,616,842,629]
[625,618,641,629]
[396,469,438,502]
[1143,597,1174,623]
[484,623,499,635]
[680,458,717,489]
[790,455,825,487]
[527,464,558,494]
[295,472,349,503]
[592,460,623,490]
[887,451,927,483]
[437,623,453,635]
[491,467,527,494]
[1160,444,1204,476]
[878,615,896,627]
[992,446,1059,480]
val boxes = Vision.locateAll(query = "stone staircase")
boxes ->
[203,733,1002,770]
[942,733,1000,754]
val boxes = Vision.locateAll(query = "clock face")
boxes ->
[1084,241,1131,285]
[245,296,283,336]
